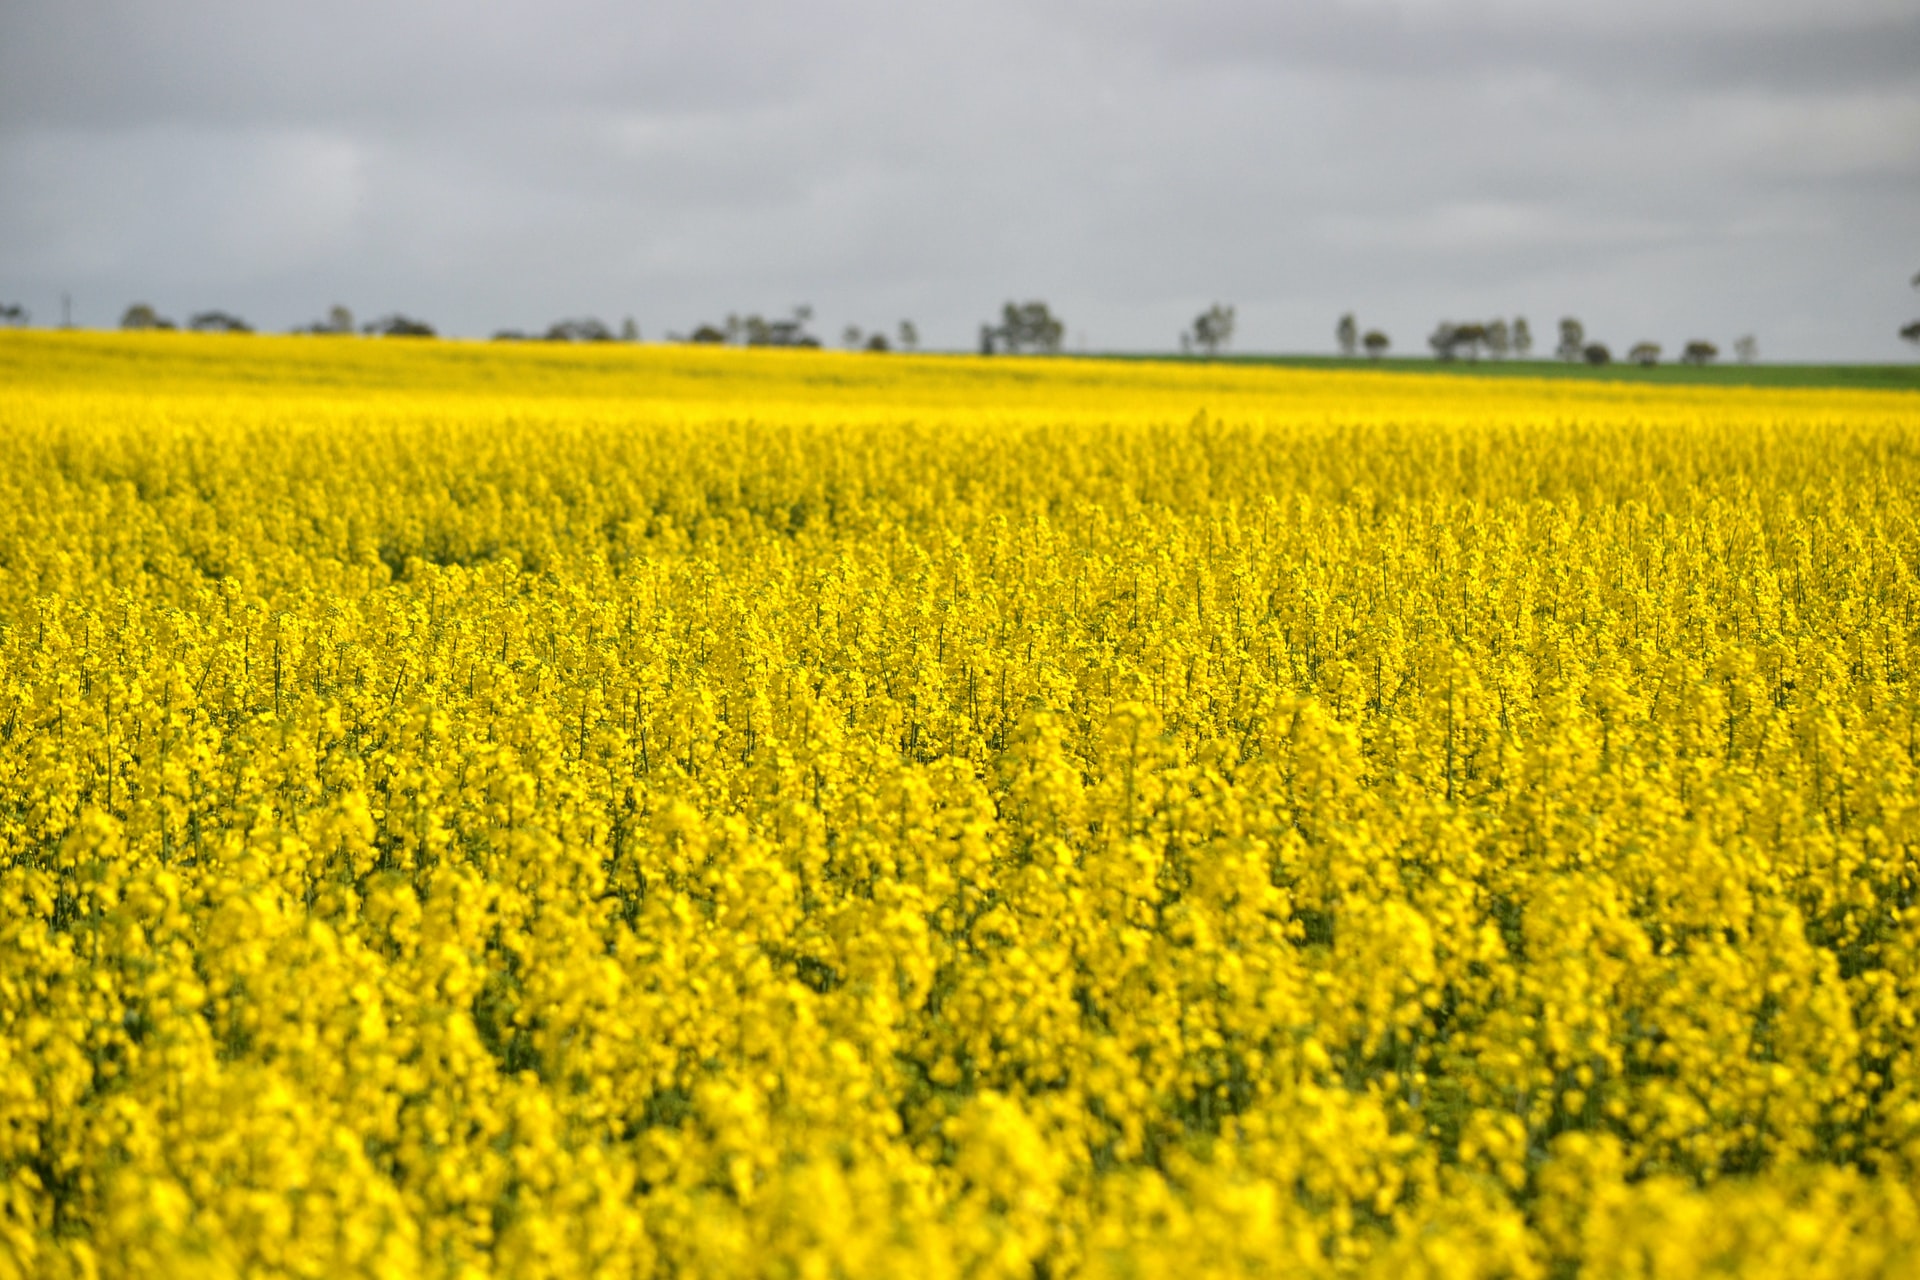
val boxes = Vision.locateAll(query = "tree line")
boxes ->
[661,308,921,353]
[114,302,439,338]
[8,281,1916,356]
[73,301,929,352]
[1417,316,1754,367]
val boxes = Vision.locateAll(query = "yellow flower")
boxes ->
[1,329,1917,1275]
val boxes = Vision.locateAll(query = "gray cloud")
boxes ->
[1083,0,1920,95]
[2,0,1916,358]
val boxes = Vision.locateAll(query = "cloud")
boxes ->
[1315,202,1687,254]
[1,125,365,283]
[0,0,1915,356]
[0,1,822,129]
[1068,0,1920,95]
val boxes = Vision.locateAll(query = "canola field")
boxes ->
[3,331,1920,1278]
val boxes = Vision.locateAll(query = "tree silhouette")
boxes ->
[1628,342,1660,367]
[121,303,176,331]
[1336,313,1358,357]
[363,314,435,338]
[1485,318,1511,359]
[1905,271,1920,350]
[294,305,354,335]
[1187,304,1235,356]
[188,310,252,334]
[1430,322,1489,361]
[981,301,1064,355]
[678,308,820,347]
[1362,330,1389,359]
[1556,318,1585,362]
[546,318,614,342]
[735,308,819,347]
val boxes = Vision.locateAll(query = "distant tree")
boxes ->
[865,332,891,353]
[1733,334,1757,364]
[1512,317,1532,358]
[1485,318,1511,359]
[1583,342,1611,366]
[1362,329,1389,359]
[121,303,176,331]
[1431,321,1489,361]
[843,324,863,349]
[1336,312,1358,357]
[620,317,639,342]
[545,318,613,342]
[764,310,820,347]
[491,329,528,341]
[1556,318,1585,362]
[897,320,919,352]
[293,304,354,335]
[1009,300,1065,354]
[363,314,435,338]
[982,301,1064,355]
[716,306,814,345]
[189,310,252,334]
[1187,303,1235,356]
[1679,339,1718,365]
[1905,272,1920,351]
[0,303,26,327]
[1627,341,1660,366]
[710,307,822,348]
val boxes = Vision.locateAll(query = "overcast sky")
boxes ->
[3,1,1917,358]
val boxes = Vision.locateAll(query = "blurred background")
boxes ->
[1,0,1916,358]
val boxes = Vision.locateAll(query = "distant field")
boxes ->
[1137,351,1920,393]
[5,328,1915,398]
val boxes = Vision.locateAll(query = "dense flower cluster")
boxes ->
[2,333,1919,1277]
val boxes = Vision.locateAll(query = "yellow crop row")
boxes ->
[2,332,1919,1277]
